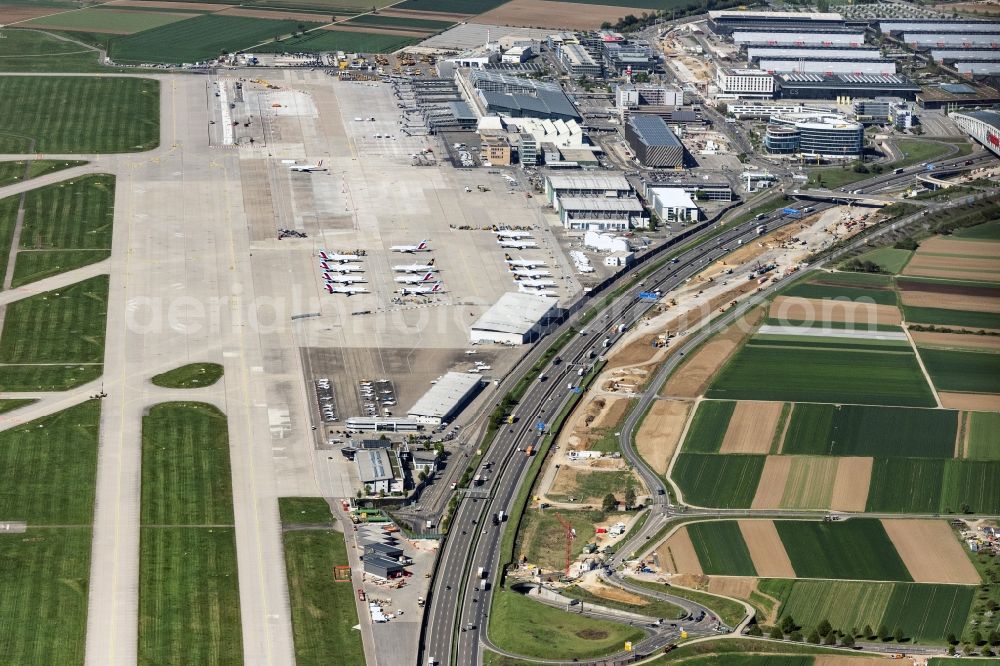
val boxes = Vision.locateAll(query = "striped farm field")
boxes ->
[251,28,421,53]
[902,305,1000,330]
[809,272,894,288]
[917,347,1000,395]
[880,584,974,642]
[687,521,757,576]
[779,282,898,306]
[750,456,872,512]
[775,519,912,582]
[671,453,765,508]
[680,400,735,453]
[940,459,1000,514]
[865,458,945,513]
[966,412,1000,459]
[23,7,196,33]
[778,456,839,509]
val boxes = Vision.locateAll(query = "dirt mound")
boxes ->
[576,629,609,639]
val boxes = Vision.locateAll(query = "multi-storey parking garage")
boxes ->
[950,110,1000,157]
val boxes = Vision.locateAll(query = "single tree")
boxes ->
[789,631,803,642]
[780,616,796,634]
[877,624,889,641]
[602,493,618,513]
[974,630,985,646]
[947,632,959,645]
[624,485,637,509]
[894,627,904,643]
[817,619,832,637]
[963,643,974,656]
[824,633,837,646]
[807,630,820,644]
[769,626,784,640]
[988,630,1000,646]
[862,624,874,639]
[747,624,762,637]
[841,634,855,648]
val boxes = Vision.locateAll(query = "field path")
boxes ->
[904,326,942,408]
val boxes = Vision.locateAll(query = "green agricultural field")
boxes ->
[278,497,334,525]
[0,159,87,187]
[778,282,898,306]
[151,362,224,389]
[941,460,1000,514]
[866,458,945,513]
[25,8,196,33]
[252,28,421,54]
[488,589,644,661]
[749,336,911,352]
[954,220,1000,240]
[110,15,321,64]
[562,584,686,619]
[0,76,159,153]
[245,0,394,10]
[902,306,1000,330]
[671,453,765,508]
[0,400,99,525]
[707,346,936,407]
[0,29,104,73]
[141,402,233,525]
[810,272,894,288]
[776,519,912,581]
[842,247,912,274]
[918,347,1000,395]
[343,14,455,29]
[0,195,17,282]
[782,404,956,458]
[0,528,92,666]
[0,274,108,390]
[762,318,902,332]
[777,579,894,636]
[882,583,974,642]
[0,398,35,414]
[687,521,757,576]
[283,530,363,666]
[392,0,507,12]
[138,527,243,666]
[680,400,735,453]
[967,412,1000,459]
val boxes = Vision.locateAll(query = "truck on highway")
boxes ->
[525,445,534,457]
[603,337,611,348]
[477,566,487,578]
[496,510,506,523]
[755,225,766,235]
[479,579,489,591]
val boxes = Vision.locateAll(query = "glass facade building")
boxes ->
[765,112,863,157]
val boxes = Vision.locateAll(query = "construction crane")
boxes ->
[554,513,576,574]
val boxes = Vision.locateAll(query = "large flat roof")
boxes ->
[471,292,558,335]
[710,10,843,20]
[558,196,645,212]
[649,187,697,209]
[546,173,631,190]
[357,449,393,483]
[407,372,482,420]
[628,115,683,148]
[961,110,1000,132]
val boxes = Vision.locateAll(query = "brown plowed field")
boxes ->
[830,457,873,512]
[320,24,430,36]
[814,657,903,666]
[0,6,61,22]
[661,307,763,398]
[475,0,644,30]
[218,7,331,21]
[898,277,1000,298]
[592,396,629,428]
[706,576,756,600]
[911,331,1000,351]
[918,237,1000,257]
[107,0,227,10]
[939,392,1000,412]
[738,519,795,578]
[904,267,1000,282]
[751,456,791,509]
[636,400,691,474]
[656,526,703,575]
[770,296,902,326]
[882,519,980,584]
[901,290,1000,313]
[902,255,1000,283]
[720,401,783,454]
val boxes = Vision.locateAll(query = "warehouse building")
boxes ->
[357,448,396,495]
[902,33,1000,49]
[558,43,602,77]
[544,173,633,211]
[758,58,896,75]
[950,110,1000,158]
[647,187,700,224]
[746,46,882,63]
[470,292,560,345]
[407,372,483,426]
[765,111,863,158]
[930,49,1000,64]
[624,115,685,167]
[709,10,846,35]
[558,196,647,231]
[363,555,405,579]
[917,82,1000,110]
[732,29,866,47]
[716,67,775,99]
[775,72,920,100]
[955,62,1000,76]
[879,20,1000,35]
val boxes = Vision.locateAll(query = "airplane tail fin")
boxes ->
[317,160,323,167]
[324,283,333,293]
[504,253,512,261]
[423,272,434,282]
[418,240,428,249]
[429,258,435,266]
[432,283,442,292]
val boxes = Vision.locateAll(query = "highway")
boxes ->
[420,147,997,666]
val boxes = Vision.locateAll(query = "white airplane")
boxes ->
[319,262,364,273]
[319,250,363,263]
[322,272,367,284]
[399,282,444,295]
[391,239,430,253]
[518,283,557,297]
[511,268,552,279]
[393,258,437,273]
[504,254,547,269]
[290,160,327,172]
[499,239,538,250]
[325,283,368,295]
[494,229,532,239]
[517,278,556,288]
[394,271,436,284]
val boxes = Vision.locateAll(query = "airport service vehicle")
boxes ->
[504,254,546,269]
[391,239,430,253]
[289,160,327,172]
[399,282,444,295]
[393,258,437,273]
[494,229,532,239]
[394,272,436,285]
[510,268,552,279]
[319,262,364,273]
[325,284,368,295]
[498,239,538,250]
[323,273,367,284]
[319,251,363,263]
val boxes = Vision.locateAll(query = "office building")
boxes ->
[517,132,538,166]
[716,67,775,99]
[481,135,511,166]
[502,44,533,64]
[647,187,700,224]
[729,102,835,119]
[853,98,893,124]
[625,115,685,168]
[765,111,863,158]
[603,41,658,75]
[775,72,919,100]
[950,110,1000,157]
[558,43,602,77]
[616,83,684,109]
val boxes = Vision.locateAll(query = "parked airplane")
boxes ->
[391,239,430,253]
[319,262,364,273]
[392,258,437,273]
[322,273,367,284]
[399,282,444,295]
[510,268,552,279]
[325,284,368,295]
[494,229,532,239]
[290,160,327,172]
[498,239,538,249]
[504,254,547,269]
[518,283,557,297]
[517,278,556,288]
[319,250,363,263]
[394,272,436,284]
